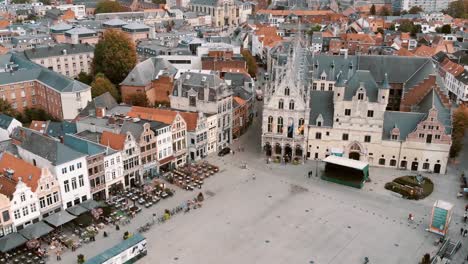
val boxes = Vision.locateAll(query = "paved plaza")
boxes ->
[49,103,468,264]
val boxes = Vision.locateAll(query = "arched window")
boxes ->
[298,118,304,135]
[289,100,294,110]
[267,116,273,132]
[278,99,284,109]
[358,93,364,100]
[284,87,290,96]
[277,117,283,134]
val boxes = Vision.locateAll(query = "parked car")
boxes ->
[218,147,231,156]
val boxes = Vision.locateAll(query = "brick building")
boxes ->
[0,53,91,120]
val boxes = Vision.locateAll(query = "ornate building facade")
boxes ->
[262,42,452,174]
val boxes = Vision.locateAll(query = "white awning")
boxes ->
[323,155,368,170]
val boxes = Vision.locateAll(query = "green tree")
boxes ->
[306,24,321,35]
[76,71,93,85]
[445,0,468,18]
[408,6,423,14]
[11,0,29,3]
[440,24,452,34]
[421,253,430,264]
[77,254,85,264]
[152,0,166,4]
[370,4,376,15]
[376,27,384,34]
[379,6,390,16]
[95,0,126,14]
[0,98,18,117]
[91,73,120,101]
[241,50,257,77]
[450,106,468,158]
[127,93,149,107]
[18,108,58,124]
[38,0,51,4]
[410,24,422,36]
[398,20,414,32]
[93,29,137,85]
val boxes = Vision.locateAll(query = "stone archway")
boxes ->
[349,152,360,160]
[348,142,363,160]
[295,145,303,157]
[264,143,272,156]
[284,144,292,162]
[275,143,282,155]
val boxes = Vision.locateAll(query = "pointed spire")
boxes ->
[382,73,391,89]
[431,87,436,109]
[336,70,346,87]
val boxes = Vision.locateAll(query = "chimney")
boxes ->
[96,107,106,118]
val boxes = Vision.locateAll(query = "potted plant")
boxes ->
[77,254,85,264]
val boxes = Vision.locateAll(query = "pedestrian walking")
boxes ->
[465,204,468,211]
[408,213,413,221]
[464,229,467,237]
[56,250,61,261]
[464,212,467,223]
[115,224,120,231]
[461,227,464,235]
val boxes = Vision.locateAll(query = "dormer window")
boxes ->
[358,93,364,100]
[284,87,290,96]
[321,76,326,80]
[391,135,398,140]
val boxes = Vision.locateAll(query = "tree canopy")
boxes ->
[241,50,257,78]
[127,93,149,107]
[95,0,126,14]
[450,106,468,158]
[91,73,120,101]
[0,99,18,117]
[398,20,421,36]
[76,71,93,85]
[445,0,468,18]
[439,24,452,34]
[92,29,137,85]
[306,24,322,35]
[379,6,390,16]
[370,4,376,15]
[408,6,423,14]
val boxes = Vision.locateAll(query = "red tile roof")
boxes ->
[413,45,436,57]
[233,96,246,107]
[256,10,334,16]
[254,25,283,48]
[441,58,464,77]
[128,107,199,131]
[396,47,415,57]
[100,131,126,150]
[0,152,41,194]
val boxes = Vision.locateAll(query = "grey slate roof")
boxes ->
[79,92,118,117]
[65,27,97,35]
[63,134,114,156]
[46,121,77,138]
[0,114,14,130]
[190,0,219,6]
[120,57,177,86]
[120,121,144,140]
[416,89,452,134]
[0,53,90,93]
[344,70,379,102]
[18,129,85,165]
[24,43,94,59]
[103,18,128,27]
[309,91,334,127]
[382,111,425,140]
